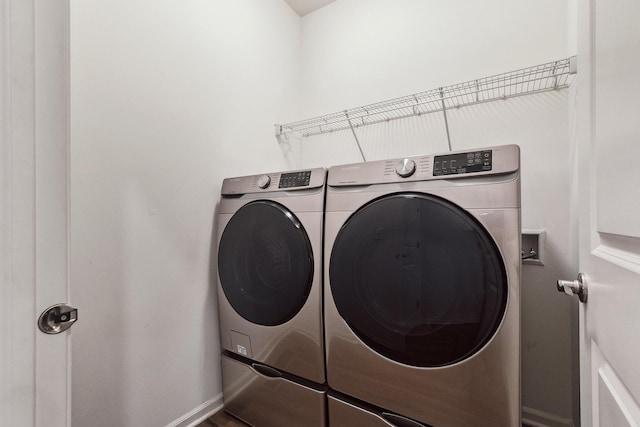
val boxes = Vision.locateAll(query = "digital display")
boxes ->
[433,150,492,176]
[279,171,312,188]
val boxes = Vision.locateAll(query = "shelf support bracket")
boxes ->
[346,111,367,162]
[439,88,452,151]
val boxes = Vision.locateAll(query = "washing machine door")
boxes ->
[329,193,508,367]
[218,200,313,326]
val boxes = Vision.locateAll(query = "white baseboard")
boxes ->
[165,393,224,427]
[522,406,575,427]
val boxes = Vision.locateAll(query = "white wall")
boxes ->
[299,0,569,119]
[69,1,300,426]
[67,0,579,424]
[292,1,578,425]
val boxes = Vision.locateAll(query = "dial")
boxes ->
[396,159,416,178]
[257,174,271,189]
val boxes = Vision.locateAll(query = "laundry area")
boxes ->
[3,0,640,427]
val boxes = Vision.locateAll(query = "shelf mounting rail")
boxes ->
[276,56,577,139]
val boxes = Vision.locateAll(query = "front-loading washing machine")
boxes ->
[217,167,327,426]
[324,145,521,427]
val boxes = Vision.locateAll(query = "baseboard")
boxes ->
[165,393,224,427]
[522,406,575,427]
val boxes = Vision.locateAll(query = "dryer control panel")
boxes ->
[433,150,492,176]
[328,144,518,187]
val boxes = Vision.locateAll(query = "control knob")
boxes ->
[257,174,271,189]
[396,159,416,178]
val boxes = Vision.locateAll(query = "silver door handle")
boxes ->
[557,273,588,303]
[38,304,78,334]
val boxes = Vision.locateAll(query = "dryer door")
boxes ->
[218,200,313,326]
[329,193,508,367]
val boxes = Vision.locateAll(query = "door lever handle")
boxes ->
[38,304,78,334]
[557,273,588,303]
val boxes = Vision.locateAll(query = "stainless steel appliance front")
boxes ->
[324,145,521,427]
[217,167,326,383]
[222,355,326,427]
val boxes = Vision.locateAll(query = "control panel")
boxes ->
[221,168,325,195]
[433,150,492,176]
[327,145,519,187]
[279,170,312,189]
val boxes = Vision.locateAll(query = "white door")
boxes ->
[571,0,640,425]
[1,0,71,425]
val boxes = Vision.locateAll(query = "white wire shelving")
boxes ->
[275,56,577,140]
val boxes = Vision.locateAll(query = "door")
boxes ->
[329,193,508,367]
[1,0,71,426]
[573,0,640,424]
[217,200,314,326]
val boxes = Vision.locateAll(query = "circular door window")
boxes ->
[218,201,313,326]
[329,193,507,367]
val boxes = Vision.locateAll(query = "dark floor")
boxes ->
[198,410,534,427]
[198,410,249,427]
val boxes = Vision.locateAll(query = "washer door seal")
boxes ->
[219,200,314,326]
[329,193,508,367]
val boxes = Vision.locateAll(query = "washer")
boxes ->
[324,145,521,427]
[217,167,327,426]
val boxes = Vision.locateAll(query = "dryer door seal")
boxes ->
[329,193,507,367]
[219,200,314,326]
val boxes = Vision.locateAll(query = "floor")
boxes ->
[198,410,248,427]
[198,410,534,427]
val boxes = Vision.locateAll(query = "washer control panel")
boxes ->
[221,168,325,195]
[278,170,312,188]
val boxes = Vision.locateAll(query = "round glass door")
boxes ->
[329,193,507,367]
[218,200,313,326]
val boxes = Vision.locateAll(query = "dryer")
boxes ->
[217,167,327,426]
[324,145,521,427]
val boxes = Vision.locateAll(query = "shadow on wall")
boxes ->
[208,200,223,395]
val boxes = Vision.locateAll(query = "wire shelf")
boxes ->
[276,56,577,138]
